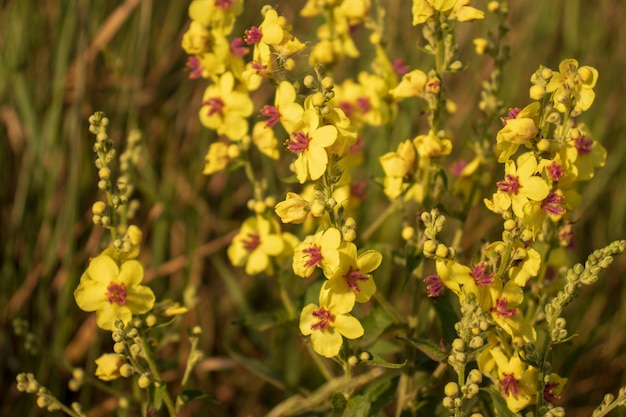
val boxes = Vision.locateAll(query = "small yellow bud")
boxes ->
[536,138,551,152]
[452,338,465,352]
[369,32,381,45]
[303,74,316,89]
[503,219,516,231]
[467,369,483,384]
[435,243,449,258]
[310,201,325,217]
[264,196,276,207]
[120,364,135,378]
[126,225,142,245]
[541,68,553,80]
[344,217,356,229]
[92,201,106,215]
[444,382,459,397]
[529,84,545,100]
[442,397,454,409]
[473,38,488,55]
[113,342,125,354]
[253,200,267,214]
[138,374,151,389]
[359,351,371,361]
[343,229,356,242]
[487,1,499,12]
[520,229,534,242]
[311,92,325,107]
[401,226,415,241]
[145,314,157,327]
[423,240,437,255]
[283,58,295,71]
[347,356,358,366]
[99,167,111,180]
[227,144,240,159]
[321,76,334,90]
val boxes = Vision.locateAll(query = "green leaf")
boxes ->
[364,375,400,415]
[342,395,371,417]
[431,297,459,343]
[361,353,407,369]
[396,335,448,362]
[330,392,347,417]
[178,389,210,405]
[485,387,518,417]
[360,307,394,346]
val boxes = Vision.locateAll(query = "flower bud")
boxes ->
[444,382,459,397]
[402,226,415,241]
[435,244,449,258]
[303,75,316,89]
[311,92,325,107]
[92,201,106,215]
[138,374,151,389]
[310,201,325,217]
[113,342,126,354]
[529,84,545,100]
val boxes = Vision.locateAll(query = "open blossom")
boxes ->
[261,81,304,133]
[487,152,549,218]
[436,259,494,312]
[379,139,416,199]
[412,0,484,26]
[299,288,364,358]
[293,228,342,278]
[227,216,285,275]
[490,347,539,413]
[323,243,381,308]
[286,110,338,183]
[199,71,253,140]
[94,353,125,381]
[488,278,536,342]
[389,69,428,99]
[495,102,540,162]
[545,59,598,114]
[74,255,155,331]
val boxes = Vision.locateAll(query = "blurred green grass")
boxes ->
[1,1,625,416]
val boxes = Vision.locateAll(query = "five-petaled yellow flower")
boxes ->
[74,254,155,331]
[299,288,364,358]
[227,216,285,275]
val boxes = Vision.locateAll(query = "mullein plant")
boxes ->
[182,0,626,416]
[16,1,626,417]
[17,113,203,417]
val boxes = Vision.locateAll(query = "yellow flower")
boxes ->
[94,353,125,381]
[251,122,279,160]
[261,81,304,133]
[181,21,211,55]
[488,152,549,218]
[490,347,538,413]
[323,243,381,307]
[274,192,311,224]
[495,102,540,162]
[435,259,495,312]
[74,255,155,331]
[412,0,483,25]
[564,125,606,181]
[488,279,536,342]
[286,110,338,183]
[413,131,452,159]
[379,139,416,199]
[299,288,364,358]
[389,69,428,99]
[188,0,243,35]
[293,228,342,279]
[202,142,230,175]
[545,59,598,114]
[227,216,285,275]
[199,71,253,140]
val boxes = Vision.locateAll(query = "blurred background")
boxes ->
[1,0,625,416]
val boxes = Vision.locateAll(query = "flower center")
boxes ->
[303,245,323,267]
[492,297,518,318]
[311,307,334,331]
[260,105,281,128]
[186,56,203,79]
[424,274,443,297]
[337,101,354,119]
[356,97,372,114]
[471,262,494,287]
[214,0,233,10]
[286,131,311,154]
[541,192,566,216]
[501,372,520,397]
[230,38,249,57]
[501,107,521,125]
[242,233,261,251]
[497,174,521,195]
[203,97,225,116]
[547,161,564,181]
[251,61,267,71]
[543,381,561,403]
[106,282,127,306]
[244,26,262,44]
[573,135,593,155]
[344,267,368,293]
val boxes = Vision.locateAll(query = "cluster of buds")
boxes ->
[421,209,455,260]
[16,373,85,416]
[303,66,336,116]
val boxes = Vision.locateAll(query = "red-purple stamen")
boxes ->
[251,61,267,71]
[542,192,566,216]
[501,108,521,125]
[471,262,494,286]
[501,372,520,397]
[392,58,410,75]
[424,274,444,297]
[106,282,127,306]
[214,0,234,9]
[450,160,467,177]
[345,266,368,293]
[497,174,522,194]
[242,233,261,251]
[230,37,249,57]
[203,97,225,116]
[244,26,262,45]
[543,381,561,403]
[547,161,564,181]
[260,105,281,128]
[350,181,367,200]
[311,307,334,331]
[356,97,372,114]
[337,101,354,119]
[286,131,311,154]
[492,297,518,318]
[573,135,593,155]
[186,56,203,79]
[303,245,322,267]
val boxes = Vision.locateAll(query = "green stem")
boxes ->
[138,335,178,417]
[361,198,400,241]
[306,343,335,381]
